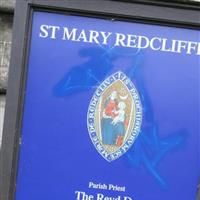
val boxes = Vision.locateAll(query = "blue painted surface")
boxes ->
[15,12,200,200]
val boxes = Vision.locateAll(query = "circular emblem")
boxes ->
[87,71,142,162]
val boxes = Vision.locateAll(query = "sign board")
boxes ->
[0,1,200,200]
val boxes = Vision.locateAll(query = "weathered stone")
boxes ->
[0,14,13,91]
[0,95,5,147]
[0,0,15,12]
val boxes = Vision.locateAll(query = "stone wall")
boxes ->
[0,0,15,12]
[0,14,12,91]
[0,1,14,146]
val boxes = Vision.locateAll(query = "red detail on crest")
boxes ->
[125,119,129,128]
[116,136,123,147]
[105,100,118,118]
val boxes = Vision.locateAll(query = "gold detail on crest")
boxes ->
[94,80,136,154]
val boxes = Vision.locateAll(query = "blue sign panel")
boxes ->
[15,11,200,200]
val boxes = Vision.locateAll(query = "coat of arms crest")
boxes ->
[87,71,142,161]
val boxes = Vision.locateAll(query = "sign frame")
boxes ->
[0,0,200,200]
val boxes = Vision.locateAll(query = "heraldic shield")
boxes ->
[87,71,142,162]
